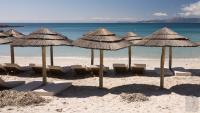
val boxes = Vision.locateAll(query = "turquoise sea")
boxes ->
[1,23,200,59]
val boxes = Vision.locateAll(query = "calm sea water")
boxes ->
[1,23,200,59]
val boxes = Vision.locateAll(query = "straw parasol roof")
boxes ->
[12,28,72,47]
[83,31,94,36]
[4,29,25,38]
[0,29,25,44]
[0,29,25,64]
[73,28,130,50]
[136,27,196,47]
[122,32,142,45]
[0,32,13,44]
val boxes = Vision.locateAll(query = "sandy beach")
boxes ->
[0,56,199,113]
[2,0,200,112]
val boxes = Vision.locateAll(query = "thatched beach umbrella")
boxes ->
[136,27,196,88]
[0,29,24,64]
[83,31,95,65]
[4,29,25,64]
[12,28,72,84]
[73,28,130,88]
[122,32,142,70]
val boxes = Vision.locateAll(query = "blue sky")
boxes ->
[0,0,200,22]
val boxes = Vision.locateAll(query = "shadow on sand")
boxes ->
[7,69,94,80]
[185,69,200,76]
[57,85,109,98]
[58,83,171,98]
[170,84,200,97]
[110,84,171,96]
[0,87,10,91]
[104,69,173,78]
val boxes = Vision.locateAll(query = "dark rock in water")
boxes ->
[0,90,49,108]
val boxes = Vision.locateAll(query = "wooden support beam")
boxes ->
[50,46,54,66]
[169,47,172,70]
[91,49,94,65]
[99,50,104,88]
[10,45,15,64]
[128,46,132,71]
[42,47,47,85]
[160,47,166,89]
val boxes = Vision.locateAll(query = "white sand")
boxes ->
[0,56,200,113]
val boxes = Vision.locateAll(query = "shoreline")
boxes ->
[0,56,200,61]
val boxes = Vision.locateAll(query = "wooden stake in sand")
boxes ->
[91,49,94,65]
[99,50,104,88]
[160,47,166,89]
[128,46,132,71]
[42,47,47,85]
[169,47,172,70]
[10,45,15,64]
[50,46,54,66]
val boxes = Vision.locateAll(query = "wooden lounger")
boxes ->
[71,65,90,75]
[113,64,128,74]
[173,67,192,76]
[89,65,109,75]
[12,81,43,92]
[4,63,26,75]
[155,68,173,76]
[29,64,43,74]
[0,64,6,74]
[0,78,25,88]
[132,64,146,74]
[33,81,72,96]
[47,66,66,75]
[175,71,192,76]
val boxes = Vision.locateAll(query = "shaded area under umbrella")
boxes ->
[122,32,142,70]
[136,27,196,88]
[73,28,130,88]
[12,28,72,84]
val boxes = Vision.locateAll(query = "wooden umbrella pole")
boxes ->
[169,47,172,70]
[99,49,104,88]
[42,47,47,85]
[160,47,166,89]
[91,49,94,65]
[10,45,15,64]
[128,46,132,71]
[50,46,54,66]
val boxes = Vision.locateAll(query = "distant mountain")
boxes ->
[138,17,200,23]
[0,23,23,28]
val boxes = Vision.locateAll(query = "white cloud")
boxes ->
[180,1,200,16]
[153,12,168,17]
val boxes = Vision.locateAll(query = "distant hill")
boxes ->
[138,17,200,23]
[0,23,23,28]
